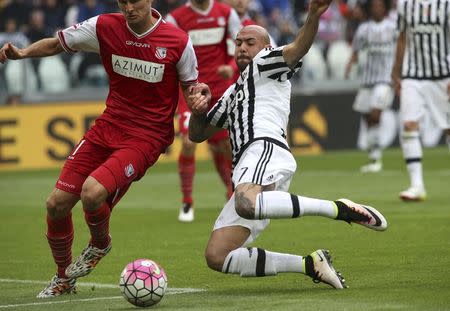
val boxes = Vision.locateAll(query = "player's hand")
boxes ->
[309,0,333,17]
[217,65,234,79]
[188,83,211,115]
[0,42,23,64]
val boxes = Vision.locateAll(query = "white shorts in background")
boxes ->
[353,84,395,114]
[213,140,297,246]
[400,78,450,129]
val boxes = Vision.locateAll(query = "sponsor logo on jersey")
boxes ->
[126,41,151,48]
[112,54,165,83]
[217,17,226,27]
[197,17,215,23]
[125,163,135,177]
[155,47,167,60]
[188,27,225,46]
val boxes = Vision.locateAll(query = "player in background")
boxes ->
[187,0,388,289]
[392,0,450,201]
[0,0,200,298]
[166,0,241,222]
[344,0,397,173]
[223,0,277,81]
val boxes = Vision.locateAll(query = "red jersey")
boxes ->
[57,10,198,147]
[166,1,241,99]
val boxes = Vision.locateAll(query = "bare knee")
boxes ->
[81,177,108,211]
[403,121,419,132]
[204,246,227,272]
[181,135,197,156]
[46,189,78,219]
[234,184,262,219]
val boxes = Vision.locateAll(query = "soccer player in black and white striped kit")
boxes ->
[187,0,388,289]
[392,0,450,201]
[345,0,397,173]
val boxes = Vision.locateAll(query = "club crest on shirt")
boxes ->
[155,47,167,60]
[124,163,135,177]
[217,17,226,27]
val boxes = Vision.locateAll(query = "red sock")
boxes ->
[84,203,111,249]
[212,152,233,199]
[46,214,74,278]
[178,154,195,204]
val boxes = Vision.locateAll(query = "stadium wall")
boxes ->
[0,92,443,171]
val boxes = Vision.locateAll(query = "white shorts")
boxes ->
[353,84,395,113]
[400,79,450,129]
[213,140,297,246]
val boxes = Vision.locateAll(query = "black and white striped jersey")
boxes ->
[397,0,450,80]
[206,46,302,166]
[353,18,397,86]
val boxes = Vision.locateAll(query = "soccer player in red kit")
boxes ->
[0,0,200,298]
[166,0,241,222]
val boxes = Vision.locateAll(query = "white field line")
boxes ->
[0,278,205,309]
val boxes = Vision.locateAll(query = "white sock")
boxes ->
[222,247,304,277]
[367,125,382,161]
[254,191,338,220]
[401,131,424,189]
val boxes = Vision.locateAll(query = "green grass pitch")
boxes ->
[0,147,449,310]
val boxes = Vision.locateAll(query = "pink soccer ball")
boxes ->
[119,259,168,307]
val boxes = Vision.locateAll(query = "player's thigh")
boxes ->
[423,79,450,129]
[56,138,111,195]
[90,147,155,206]
[213,193,269,248]
[353,88,371,114]
[400,79,426,123]
[233,140,296,187]
[371,84,394,111]
[207,129,229,149]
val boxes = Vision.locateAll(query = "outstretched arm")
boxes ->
[282,0,332,68]
[391,31,406,96]
[0,38,63,64]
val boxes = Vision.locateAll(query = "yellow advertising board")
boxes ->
[0,102,210,171]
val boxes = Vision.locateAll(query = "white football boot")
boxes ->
[178,203,194,222]
[399,186,426,202]
[360,160,382,173]
[305,249,347,289]
[336,198,388,231]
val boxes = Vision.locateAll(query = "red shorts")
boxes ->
[55,121,165,207]
[177,90,229,145]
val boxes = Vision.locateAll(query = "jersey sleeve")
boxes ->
[176,37,199,84]
[352,23,367,52]
[227,8,241,40]
[164,14,178,27]
[206,86,233,129]
[256,46,302,82]
[57,16,100,54]
[397,0,406,32]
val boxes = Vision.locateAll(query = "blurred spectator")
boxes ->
[77,0,105,22]
[0,0,32,32]
[0,17,30,104]
[43,0,65,33]
[65,0,79,27]
[316,0,346,55]
[27,9,49,42]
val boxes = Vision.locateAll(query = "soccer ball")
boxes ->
[119,258,168,307]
